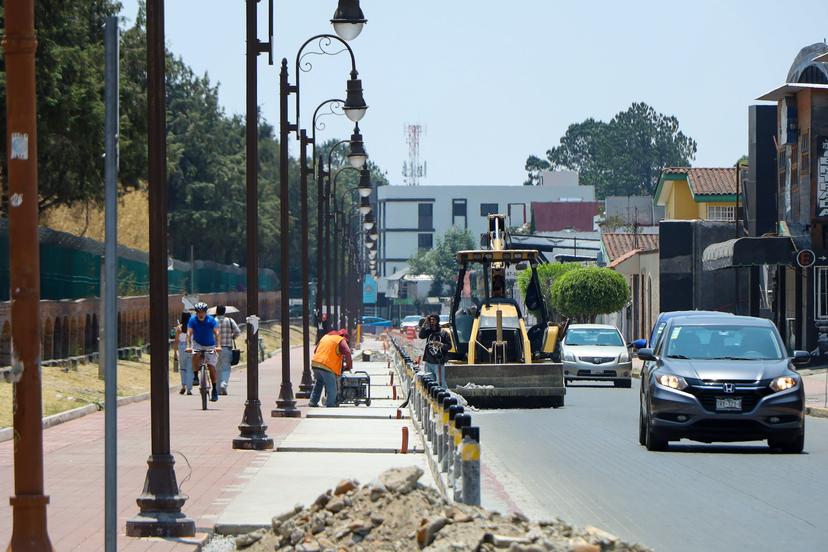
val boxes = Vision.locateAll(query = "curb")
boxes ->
[214,523,270,537]
[0,344,304,443]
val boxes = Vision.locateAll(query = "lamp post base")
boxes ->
[125,454,194,538]
[233,400,274,450]
[272,382,302,417]
[296,381,314,399]
[125,512,196,538]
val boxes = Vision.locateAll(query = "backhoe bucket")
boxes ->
[443,362,565,409]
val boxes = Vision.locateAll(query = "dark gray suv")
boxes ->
[638,314,810,453]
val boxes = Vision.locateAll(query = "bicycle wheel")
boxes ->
[200,366,208,410]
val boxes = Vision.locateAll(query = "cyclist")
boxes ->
[186,302,221,402]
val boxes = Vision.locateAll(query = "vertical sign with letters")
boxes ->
[818,136,828,220]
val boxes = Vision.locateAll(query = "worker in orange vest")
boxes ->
[308,329,353,407]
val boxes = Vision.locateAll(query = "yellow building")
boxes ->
[654,167,739,220]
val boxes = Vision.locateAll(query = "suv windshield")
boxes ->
[663,324,784,360]
[565,329,623,347]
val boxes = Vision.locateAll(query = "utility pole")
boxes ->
[4,0,55,549]
[103,16,120,552]
[125,0,195,537]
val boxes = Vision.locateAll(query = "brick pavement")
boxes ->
[0,346,307,552]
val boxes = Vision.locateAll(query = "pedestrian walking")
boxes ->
[419,314,451,387]
[215,304,241,395]
[177,312,193,395]
[309,329,353,407]
[316,311,332,343]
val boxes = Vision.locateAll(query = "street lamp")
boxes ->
[347,124,368,168]
[275,32,366,418]
[331,0,367,42]
[359,196,372,215]
[357,168,373,198]
[363,212,375,231]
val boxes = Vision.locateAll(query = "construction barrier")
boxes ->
[388,335,480,506]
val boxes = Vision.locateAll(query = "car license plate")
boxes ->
[716,397,742,411]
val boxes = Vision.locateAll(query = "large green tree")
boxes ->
[408,227,475,296]
[517,262,580,321]
[525,103,697,197]
[0,0,149,212]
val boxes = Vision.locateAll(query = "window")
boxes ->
[818,267,828,320]
[508,203,526,226]
[706,205,735,221]
[418,233,433,250]
[418,203,433,230]
[480,203,499,216]
[452,199,467,229]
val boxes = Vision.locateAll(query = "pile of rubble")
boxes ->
[233,466,652,552]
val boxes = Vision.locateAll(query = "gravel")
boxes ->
[232,466,652,551]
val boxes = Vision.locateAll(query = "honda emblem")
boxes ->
[722,383,735,394]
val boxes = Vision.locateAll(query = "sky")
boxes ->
[120,0,828,188]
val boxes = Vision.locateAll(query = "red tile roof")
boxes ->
[602,233,659,262]
[663,167,738,196]
[531,201,600,232]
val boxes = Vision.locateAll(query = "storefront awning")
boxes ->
[702,237,796,271]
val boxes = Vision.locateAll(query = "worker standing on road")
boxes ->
[215,305,241,395]
[419,314,451,387]
[309,329,353,407]
[316,311,332,343]
[176,312,193,395]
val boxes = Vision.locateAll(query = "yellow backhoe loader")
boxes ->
[443,214,566,408]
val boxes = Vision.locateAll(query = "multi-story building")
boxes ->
[377,171,594,277]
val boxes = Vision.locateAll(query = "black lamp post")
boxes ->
[331,0,367,42]
[274,32,366,418]
[233,0,275,451]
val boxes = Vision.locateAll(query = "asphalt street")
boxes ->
[477,380,828,552]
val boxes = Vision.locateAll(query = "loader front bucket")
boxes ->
[443,362,565,409]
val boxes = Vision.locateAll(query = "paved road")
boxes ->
[477,380,828,552]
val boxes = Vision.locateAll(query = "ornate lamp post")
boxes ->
[274,32,366,417]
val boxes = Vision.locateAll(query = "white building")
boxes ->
[377,172,594,278]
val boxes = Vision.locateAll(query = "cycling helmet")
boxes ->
[194,301,209,312]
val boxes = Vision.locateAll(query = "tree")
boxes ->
[408,227,475,296]
[517,262,580,321]
[0,0,147,213]
[551,267,630,323]
[525,103,697,198]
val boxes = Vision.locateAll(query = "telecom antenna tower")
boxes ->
[402,123,427,186]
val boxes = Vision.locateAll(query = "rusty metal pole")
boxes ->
[296,131,314,398]
[272,59,300,417]
[125,0,195,537]
[3,1,55,550]
[234,0,274,450]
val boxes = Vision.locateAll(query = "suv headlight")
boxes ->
[656,373,688,391]
[618,351,630,363]
[563,352,575,362]
[769,376,798,392]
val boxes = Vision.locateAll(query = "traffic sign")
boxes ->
[796,249,816,268]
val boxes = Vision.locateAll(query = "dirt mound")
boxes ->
[233,466,652,552]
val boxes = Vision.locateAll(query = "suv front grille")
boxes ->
[684,378,773,414]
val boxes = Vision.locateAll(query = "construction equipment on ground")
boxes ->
[443,214,566,409]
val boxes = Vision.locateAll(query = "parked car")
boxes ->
[638,314,809,453]
[361,316,392,329]
[439,314,450,328]
[400,315,424,331]
[561,324,633,388]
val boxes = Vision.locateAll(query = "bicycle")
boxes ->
[191,349,216,410]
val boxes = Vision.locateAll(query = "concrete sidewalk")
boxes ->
[1,336,425,551]
[214,346,427,533]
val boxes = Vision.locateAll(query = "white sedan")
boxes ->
[561,324,633,388]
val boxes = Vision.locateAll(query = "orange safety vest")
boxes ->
[312,334,345,376]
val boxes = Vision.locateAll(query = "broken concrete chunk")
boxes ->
[416,516,449,548]
[314,491,332,509]
[334,479,358,495]
[325,496,348,513]
[233,528,265,549]
[295,540,321,552]
[379,466,423,495]
[289,527,305,546]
